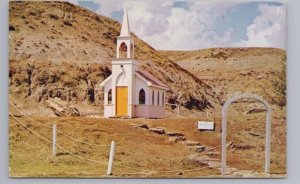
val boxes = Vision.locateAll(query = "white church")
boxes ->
[100,9,169,118]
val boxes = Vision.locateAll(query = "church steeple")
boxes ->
[116,9,134,59]
[120,8,131,37]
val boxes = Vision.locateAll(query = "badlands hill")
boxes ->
[160,48,286,103]
[8,1,219,112]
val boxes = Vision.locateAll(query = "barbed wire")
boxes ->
[56,145,108,164]
[9,101,111,147]
[9,112,53,144]
[9,101,52,129]
[56,129,111,147]
[10,112,108,165]
[9,102,223,175]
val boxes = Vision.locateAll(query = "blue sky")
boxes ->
[72,0,286,50]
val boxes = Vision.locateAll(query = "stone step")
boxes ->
[185,140,202,146]
[187,145,206,153]
[168,136,186,143]
[165,132,185,137]
[138,124,149,129]
[149,127,165,134]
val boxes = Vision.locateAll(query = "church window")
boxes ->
[152,90,154,105]
[119,42,127,58]
[139,89,145,104]
[108,89,112,104]
[157,91,160,106]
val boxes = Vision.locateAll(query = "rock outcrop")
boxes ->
[45,97,80,116]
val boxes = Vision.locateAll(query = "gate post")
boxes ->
[221,93,272,176]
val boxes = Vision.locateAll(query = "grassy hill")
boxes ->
[9,1,219,114]
[160,48,286,104]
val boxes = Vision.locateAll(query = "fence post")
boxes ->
[177,105,180,115]
[106,141,116,175]
[52,124,57,157]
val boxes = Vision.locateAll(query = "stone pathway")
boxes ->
[130,122,267,177]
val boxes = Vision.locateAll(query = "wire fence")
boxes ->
[9,101,222,176]
[10,112,109,165]
[10,101,111,147]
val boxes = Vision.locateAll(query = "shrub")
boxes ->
[63,20,72,26]
[9,25,15,31]
[49,14,59,20]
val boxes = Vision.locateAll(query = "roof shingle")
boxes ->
[136,70,168,89]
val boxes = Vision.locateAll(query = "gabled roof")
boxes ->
[99,75,112,87]
[99,70,169,90]
[136,70,169,90]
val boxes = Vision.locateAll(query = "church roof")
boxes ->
[99,75,112,87]
[119,8,131,37]
[136,70,169,90]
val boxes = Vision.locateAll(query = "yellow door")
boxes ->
[116,87,128,116]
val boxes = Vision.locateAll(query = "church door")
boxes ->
[116,86,128,116]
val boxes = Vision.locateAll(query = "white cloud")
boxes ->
[239,3,286,49]
[74,0,286,50]
[95,0,123,17]
[94,1,237,50]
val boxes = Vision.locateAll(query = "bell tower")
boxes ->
[116,8,134,59]
[111,9,138,118]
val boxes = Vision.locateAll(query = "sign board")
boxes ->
[197,121,214,131]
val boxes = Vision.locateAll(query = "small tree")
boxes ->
[272,56,286,109]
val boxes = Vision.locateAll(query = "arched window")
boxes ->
[157,91,160,106]
[152,90,154,105]
[119,42,127,58]
[108,89,112,104]
[162,92,164,105]
[139,89,145,104]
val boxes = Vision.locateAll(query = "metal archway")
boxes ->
[221,93,272,175]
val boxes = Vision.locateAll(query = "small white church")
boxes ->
[100,9,169,118]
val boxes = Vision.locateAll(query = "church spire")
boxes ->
[120,8,131,37]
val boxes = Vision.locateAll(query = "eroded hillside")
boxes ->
[9,1,219,113]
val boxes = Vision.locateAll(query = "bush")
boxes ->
[49,14,59,20]
[63,20,72,26]
[9,25,15,31]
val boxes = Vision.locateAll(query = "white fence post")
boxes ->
[106,141,116,175]
[177,104,180,115]
[52,124,57,157]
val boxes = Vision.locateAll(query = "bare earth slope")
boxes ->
[160,48,286,103]
[9,1,219,113]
